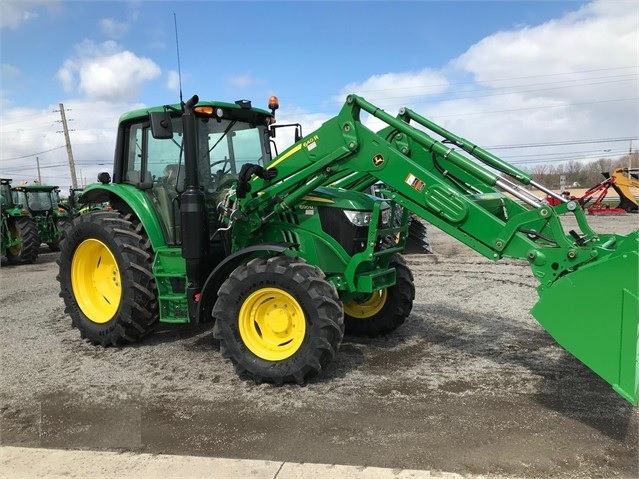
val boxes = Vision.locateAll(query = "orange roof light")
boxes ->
[268,96,279,111]
[194,106,214,115]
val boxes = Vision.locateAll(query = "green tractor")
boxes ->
[61,187,85,218]
[57,94,638,403]
[12,184,72,251]
[0,178,40,264]
[63,186,112,217]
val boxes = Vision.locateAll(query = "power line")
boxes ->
[357,74,638,106]
[485,137,639,150]
[1,145,66,161]
[427,97,638,120]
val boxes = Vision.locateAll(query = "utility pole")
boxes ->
[36,156,42,184]
[56,103,78,189]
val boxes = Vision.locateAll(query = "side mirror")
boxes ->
[149,111,174,139]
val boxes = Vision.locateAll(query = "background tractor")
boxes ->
[12,184,72,251]
[63,187,112,217]
[57,94,638,404]
[0,178,40,264]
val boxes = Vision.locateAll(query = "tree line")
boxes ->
[521,151,639,191]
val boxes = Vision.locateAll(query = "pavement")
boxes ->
[0,446,503,479]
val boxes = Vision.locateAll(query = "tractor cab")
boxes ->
[11,184,71,251]
[96,100,274,246]
[1,179,13,211]
[12,185,55,213]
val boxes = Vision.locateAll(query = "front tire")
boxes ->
[56,211,158,345]
[343,254,415,336]
[212,255,344,385]
[6,217,40,264]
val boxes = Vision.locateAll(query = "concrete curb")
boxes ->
[1,446,496,478]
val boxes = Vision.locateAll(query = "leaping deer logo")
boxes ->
[372,154,384,167]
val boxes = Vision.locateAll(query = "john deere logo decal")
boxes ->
[372,154,384,167]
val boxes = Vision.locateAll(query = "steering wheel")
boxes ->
[210,159,232,175]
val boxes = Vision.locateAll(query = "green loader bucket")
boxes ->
[532,230,639,404]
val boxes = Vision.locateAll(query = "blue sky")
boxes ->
[1,0,637,189]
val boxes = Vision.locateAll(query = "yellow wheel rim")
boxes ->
[344,289,388,318]
[7,224,22,256]
[71,238,122,324]
[239,287,306,361]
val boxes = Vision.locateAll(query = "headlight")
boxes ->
[343,209,373,227]
[380,207,391,227]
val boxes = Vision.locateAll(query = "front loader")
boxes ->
[57,94,638,403]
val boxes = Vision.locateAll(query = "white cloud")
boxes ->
[3,0,636,190]
[435,0,638,160]
[56,40,161,102]
[1,63,20,79]
[0,99,145,189]
[99,18,130,39]
[454,1,637,96]
[0,0,58,29]
[229,74,258,88]
[306,0,638,167]
[334,69,450,109]
[166,70,180,91]
[3,37,162,186]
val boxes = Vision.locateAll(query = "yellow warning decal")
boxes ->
[405,173,425,192]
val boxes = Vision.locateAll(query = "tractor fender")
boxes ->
[80,185,166,249]
[196,242,296,324]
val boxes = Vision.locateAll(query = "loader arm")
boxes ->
[243,94,606,285]
[236,94,638,404]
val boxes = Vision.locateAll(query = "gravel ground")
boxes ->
[1,213,637,478]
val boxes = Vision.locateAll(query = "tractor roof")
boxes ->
[12,184,60,192]
[119,100,272,123]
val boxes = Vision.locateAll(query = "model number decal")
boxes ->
[303,134,319,150]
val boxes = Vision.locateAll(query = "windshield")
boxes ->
[26,191,53,211]
[126,114,270,245]
[1,185,11,208]
[195,117,269,193]
[137,117,269,193]
[12,191,27,209]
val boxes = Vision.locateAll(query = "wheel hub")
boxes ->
[266,305,293,333]
[71,238,122,324]
[239,287,306,361]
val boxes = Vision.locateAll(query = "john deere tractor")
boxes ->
[1,178,40,264]
[57,94,638,403]
[12,184,72,251]
[64,187,112,217]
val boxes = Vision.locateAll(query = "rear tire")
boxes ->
[6,217,40,264]
[213,255,344,385]
[343,254,415,336]
[56,211,158,345]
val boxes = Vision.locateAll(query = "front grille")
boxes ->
[279,213,300,247]
[318,207,369,256]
